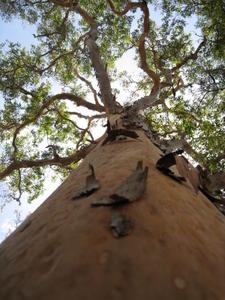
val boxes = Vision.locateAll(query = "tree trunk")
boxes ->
[0,129,225,300]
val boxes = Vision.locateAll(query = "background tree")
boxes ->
[0,1,225,299]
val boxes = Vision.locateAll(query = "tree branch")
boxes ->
[38,33,88,74]
[107,1,160,89]
[51,93,105,112]
[129,88,161,112]
[107,0,142,16]
[11,93,104,160]
[85,29,119,113]
[75,68,101,107]
[0,122,18,131]
[107,1,161,112]
[76,119,92,150]
[138,1,160,89]
[65,111,106,120]
[0,144,93,180]
[171,37,206,72]
[12,92,103,137]
[50,0,97,28]
[49,107,84,131]
[50,0,120,113]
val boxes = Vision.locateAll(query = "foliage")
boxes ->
[0,0,224,204]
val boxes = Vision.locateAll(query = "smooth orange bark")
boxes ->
[1,130,225,300]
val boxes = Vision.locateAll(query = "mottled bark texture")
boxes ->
[0,129,225,300]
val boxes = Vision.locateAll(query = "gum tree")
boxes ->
[0,1,225,299]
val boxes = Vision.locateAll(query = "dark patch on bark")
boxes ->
[110,213,133,238]
[92,160,148,206]
[102,121,139,145]
[73,164,100,199]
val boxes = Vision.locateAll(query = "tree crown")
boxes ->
[0,0,224,205]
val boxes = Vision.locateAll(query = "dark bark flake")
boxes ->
[110,212,133,238]
[156,151,185,183]
[72,164,100,199]
[92,160,148,206]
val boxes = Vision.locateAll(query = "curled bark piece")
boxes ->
[111,162,148,202]
[102,126,139,145]
[110,213,133,238]
[92,161,148,206]
[156,153,176,169]
[156,150,183,169]
[156,152,185,183]
[73,164,100,199]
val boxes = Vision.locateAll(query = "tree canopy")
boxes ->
[0,0,224,207]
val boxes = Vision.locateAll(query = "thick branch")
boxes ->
[107,1,161,112]
[50,0,97,28]
[50,0,119,113]
[85,29,119,114]
[65,111,106,120]
[0,144,92,180]
[50,93,104,112]
[138,1,160,89]
[107,0,160,89]
[129,88,161,112]
[107,0,142,16]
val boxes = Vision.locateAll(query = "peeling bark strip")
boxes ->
[156,152,225,201]
[156,152,186,183]
[72,164,99,199]
[92,161,148,206]
[110,212,133,238]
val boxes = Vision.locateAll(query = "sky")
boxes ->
[0,4,200,243]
